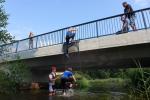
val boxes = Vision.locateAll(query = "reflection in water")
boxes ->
[0,90,143,100]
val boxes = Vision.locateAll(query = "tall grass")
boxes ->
[126,59,150,99]
[75,72,89,90]
[75,65,149,99]
[88,78,129,92]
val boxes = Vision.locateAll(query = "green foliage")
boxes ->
[8,60,31,86]
[126,68,150,98]
[0,71,12,94]
[68,72,90,90]
[75,67,149,97]
[88,78,129,92]
[0,60,31,93]
[77,77,89,89]
[81,70,110,79]
[95,70,110,79]
[110,69,127,79]
[0,0,13,44]
[75,71,92,80]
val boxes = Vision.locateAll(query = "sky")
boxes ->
[4,0,150,40]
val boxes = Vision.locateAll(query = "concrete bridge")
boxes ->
[0,8,150,82]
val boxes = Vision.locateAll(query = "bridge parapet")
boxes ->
[0,29,150,63]
[0,8,150,56]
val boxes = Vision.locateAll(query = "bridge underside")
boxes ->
[24,43,150,71]
[24,43,150,82]
[2,41,150,82]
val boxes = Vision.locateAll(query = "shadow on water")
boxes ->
[0,90,143,100]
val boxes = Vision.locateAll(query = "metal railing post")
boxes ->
[141,11,147,29]
[62,30,64,43]
[0,46,3,56]
[15,41,19,53]
[96,21,99,37]
[36,36,38,48]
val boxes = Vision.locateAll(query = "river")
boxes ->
[0,90,144,100]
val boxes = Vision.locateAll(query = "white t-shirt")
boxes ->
[49,72,56,85]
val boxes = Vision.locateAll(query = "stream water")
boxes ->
[0,90,144,100]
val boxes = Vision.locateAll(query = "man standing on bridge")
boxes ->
[29,32,34,49]
[122,2,137,31]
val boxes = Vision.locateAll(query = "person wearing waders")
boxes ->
[49,66,57,96]
[61,67,76,96]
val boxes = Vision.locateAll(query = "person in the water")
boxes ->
[61,67,76,95]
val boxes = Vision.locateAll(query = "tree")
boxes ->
[0,0,13,44]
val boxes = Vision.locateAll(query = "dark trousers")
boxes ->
[61,78,67,90]
[61,78,74,91]
[65,35,75,54]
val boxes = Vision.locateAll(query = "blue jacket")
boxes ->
[61,70,73,79]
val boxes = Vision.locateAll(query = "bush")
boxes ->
[81,70,110,79]
[77,77,89,90]
[8,60,31,87]
[0,71,12,94]
[75,71,92,80]
[0,60,31,93]
[96,70,110,79]
[74,72,89,90]
[110,69,126,78]
[88,78,129,92]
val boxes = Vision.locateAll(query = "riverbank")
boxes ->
[75,68,150,99]
[88,78,129,92]
[75,78,130,93]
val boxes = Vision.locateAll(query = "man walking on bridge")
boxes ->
[122,2,137,31]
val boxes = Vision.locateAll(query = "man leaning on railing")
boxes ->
[122,2,137,31]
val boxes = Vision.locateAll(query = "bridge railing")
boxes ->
[0,8,150,55]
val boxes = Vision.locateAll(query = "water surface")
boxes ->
[0,90,143,100]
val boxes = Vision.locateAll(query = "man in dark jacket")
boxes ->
[65,27,77,58]
[122,2,137,31]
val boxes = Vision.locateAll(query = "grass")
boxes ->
[88,78,129,92]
